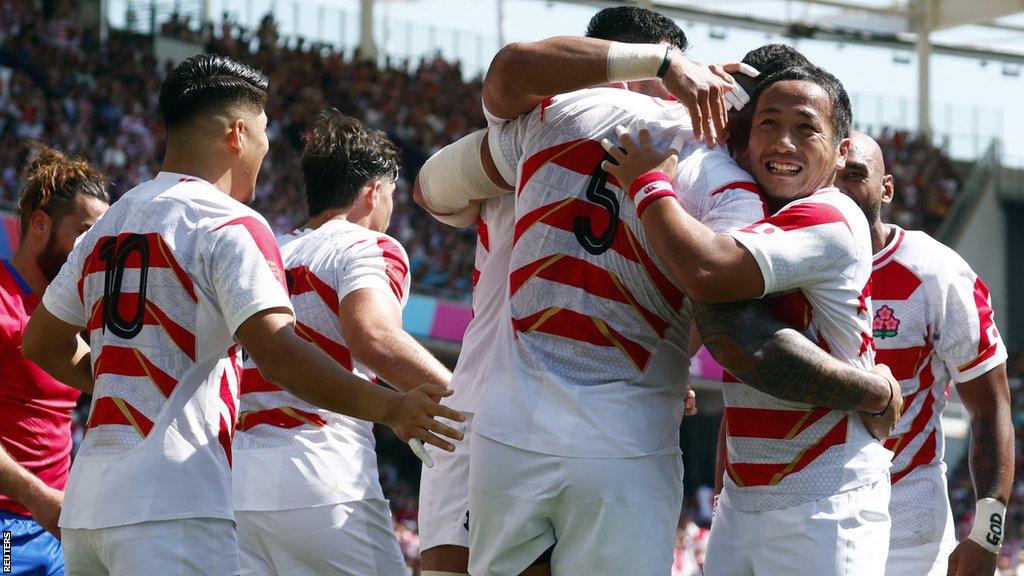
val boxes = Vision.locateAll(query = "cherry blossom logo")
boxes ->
[873,305,900,339]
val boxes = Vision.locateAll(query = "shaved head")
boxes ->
[837,130,894,230]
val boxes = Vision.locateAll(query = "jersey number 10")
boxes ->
[99,234,150,339]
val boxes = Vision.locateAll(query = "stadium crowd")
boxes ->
[0,2,1018,575]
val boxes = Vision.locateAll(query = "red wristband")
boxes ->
[629,171,675,217]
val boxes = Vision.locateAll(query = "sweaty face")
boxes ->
[836,134,886,225]
[38,195,108,282]
[745,80,846,204]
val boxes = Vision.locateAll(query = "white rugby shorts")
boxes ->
[419,412,473,552]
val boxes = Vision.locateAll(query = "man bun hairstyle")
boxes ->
[18,145,109,240]
[585,6,688,51]
[301,108,401,218]
[750,64,853,144]
[159,53,269,130]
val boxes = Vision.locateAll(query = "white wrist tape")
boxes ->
[418,129,508,215]
[967,498,1006,554]
[607,42,667,82]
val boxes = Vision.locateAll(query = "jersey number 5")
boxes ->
[99,234,150,339]
[572,156,619,255]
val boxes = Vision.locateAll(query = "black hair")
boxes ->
[301,108,401,218]
[741,44,811,79]
[585,6,687,51]
[750,64,853,144]
[18,145,109,240]
[159,53,269,130]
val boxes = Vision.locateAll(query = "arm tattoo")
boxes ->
[693,299,885,410]
[969,414,1014,502]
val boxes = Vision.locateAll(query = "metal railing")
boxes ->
[936,140,1001,244]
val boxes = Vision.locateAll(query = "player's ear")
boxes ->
[881,174,895,205]
[29,210,52,240]
[835,137,851,170]
[227,118,245,157]
[363,179,381,211]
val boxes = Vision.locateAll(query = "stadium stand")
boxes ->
[2,4,1007,574]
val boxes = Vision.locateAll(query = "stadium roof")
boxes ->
[562,0,1024,63]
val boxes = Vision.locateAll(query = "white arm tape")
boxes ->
[432,204,481,228]
[967,497,1006,554]
[418,129,509,215]
[607,42,666,82]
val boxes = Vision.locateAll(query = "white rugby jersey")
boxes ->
[233,219,411,511]
[721,188,892,512]
[474,87,767,458]
[872,226,1006,548]
[42,172,293,529]
[444,195,515,412]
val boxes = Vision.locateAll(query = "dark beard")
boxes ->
[36,232,67,283]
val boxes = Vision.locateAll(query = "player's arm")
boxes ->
[947,364,1014,575]
[339,288,451,392]
[483,36,731,145]
[0,441,62,538]
[602,130,764,303]
[693,299,899,438]
[412,127,512,227]
[235,309,462,451]
[714,417,727,497]
[22,304,94,394]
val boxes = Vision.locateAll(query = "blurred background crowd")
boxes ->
[1,2,1017,574]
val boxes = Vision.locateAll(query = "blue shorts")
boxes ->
[0,511,64,576]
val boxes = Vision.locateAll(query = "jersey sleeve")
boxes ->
[202,214,294,336]
[726,199,857,296]
[932,257,1007,383]
[41,233,92,327]
[486,110,529,187]
[336,235,411,309]
[674,144,767,233]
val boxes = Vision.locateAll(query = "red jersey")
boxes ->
[0,259,80,516]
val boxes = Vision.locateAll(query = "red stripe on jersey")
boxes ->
[514,198,684,310]
[288,266,340,315]
[236,407,327,432]
[858,279,871,314]
[725,407,830,440]
[860,331,874,356]
[873,228,906,266]
[376,237,408,303]
[958,277,999,373]
[295,321,353,371]
[512,307,650,371]
[891,429,938,484]
[85,295,197,361]
[472,268,481,289]
[478,217,490,253]
[722,371,741,384]
[742,202,850,234]
[217,370,236,467]
[727,416,848,487]
[214,216,287,291]
[78,233,197,304]
[86,396,154,437]
[92,346,177,397]
[510,253,670,337]
[884,379,936,460]
[876,341,933,381]
[872,261,922,301]
[768,290,813,332]
[240,367,282,395]
[518,139,621,196]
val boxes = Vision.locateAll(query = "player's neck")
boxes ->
[9,249,48,295]
[305,208,373,231]
[873,221,896,255]
[161,150,234,197]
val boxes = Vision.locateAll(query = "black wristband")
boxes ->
[656,46,672,79]
[865,380,894,417]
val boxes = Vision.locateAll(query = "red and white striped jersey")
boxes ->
[233,219,410,511]
[474,87,767,458]
[872,226,1006,548]
[721,189,892,512]
[444,195,515,412]
[41,172,293,529]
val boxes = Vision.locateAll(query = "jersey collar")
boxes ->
[2,259,33,295]
[872,225,905,268]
